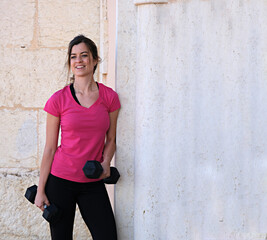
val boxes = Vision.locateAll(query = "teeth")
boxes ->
[76,66,84,69]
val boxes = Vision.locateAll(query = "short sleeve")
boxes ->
[109,92,121,112]
[44,92,61,117]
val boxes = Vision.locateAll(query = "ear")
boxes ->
[93,59,98,67]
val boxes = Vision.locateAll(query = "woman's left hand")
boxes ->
[100,161,111,179]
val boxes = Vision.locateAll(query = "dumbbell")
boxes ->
[25,185,61,223]
[83,160,120,184]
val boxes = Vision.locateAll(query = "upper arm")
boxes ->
[106,109,120,142]
[45,113,60,152]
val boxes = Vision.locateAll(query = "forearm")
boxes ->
[102,139,116,164]
[100,109,119,179]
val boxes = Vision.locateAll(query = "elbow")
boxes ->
[106,136,116,146]
[43,145,57,158]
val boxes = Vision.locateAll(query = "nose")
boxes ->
[76,55,82,62]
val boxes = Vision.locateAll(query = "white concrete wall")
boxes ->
[116,0,267,239]
[116,1,137,239]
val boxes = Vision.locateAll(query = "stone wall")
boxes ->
[0,0,101,239]
[116,0,267,239]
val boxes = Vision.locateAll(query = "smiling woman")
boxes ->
[35,35,120,240]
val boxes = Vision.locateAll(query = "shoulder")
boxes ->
[99,83,118,96]
[99,83,119,102]
[48,85,69,102]
[99,83,121,112]
[53,85,69,97]
[44,85,70,116]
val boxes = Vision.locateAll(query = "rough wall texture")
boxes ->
[0,0,100,239]
[116,0,267,239]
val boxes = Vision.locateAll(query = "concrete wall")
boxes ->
[116,0,267,239]
[116,1,137,239]
[0,0,103,239]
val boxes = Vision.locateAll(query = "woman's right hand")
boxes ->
[35,190,50,212]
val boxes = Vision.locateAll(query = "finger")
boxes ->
[41,202,49,211]
[100,171,110,179]
[36,204,44,211]
[44,200,50,207]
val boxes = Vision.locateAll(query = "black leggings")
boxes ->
[45,174,117,240]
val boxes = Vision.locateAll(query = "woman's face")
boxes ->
[70,42,97,78]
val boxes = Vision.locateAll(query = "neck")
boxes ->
[73,76,97,94]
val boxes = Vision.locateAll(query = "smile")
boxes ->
[76,66,85,69]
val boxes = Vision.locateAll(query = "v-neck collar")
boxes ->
[68,83,101,110]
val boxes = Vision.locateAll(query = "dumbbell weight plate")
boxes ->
[83,160,103,179]
[103,167,120,184]
[43,204,61,223]
[25,185,37,204]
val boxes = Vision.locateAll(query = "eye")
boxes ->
[70,56,76,59]
[82,54,88,58]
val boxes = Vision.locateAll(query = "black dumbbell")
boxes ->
[25,185,61,223]
[83,160,120,184]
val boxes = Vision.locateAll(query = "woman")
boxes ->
[35,35,120,240]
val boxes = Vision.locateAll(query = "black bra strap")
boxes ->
[70,83,81,105]
[70,82,99,105]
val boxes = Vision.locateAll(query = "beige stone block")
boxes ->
[0,0,35,47]
[0,47,68,108]
[0,172,48,239]
[38,0,100,48]
[0,173,91,239]
[0,109,38,169]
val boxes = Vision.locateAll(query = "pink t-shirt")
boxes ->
[44,83,121,183]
